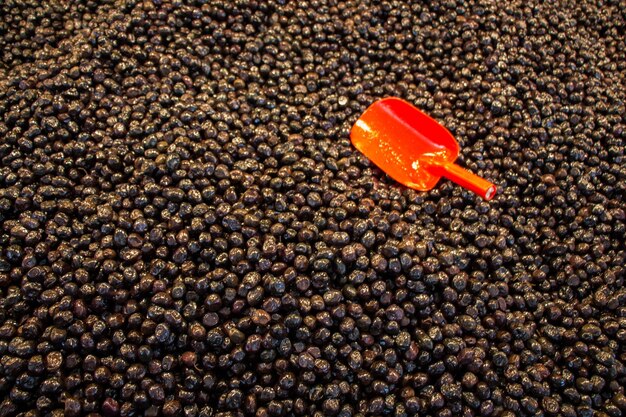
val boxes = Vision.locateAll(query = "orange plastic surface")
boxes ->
[351,97,497,200]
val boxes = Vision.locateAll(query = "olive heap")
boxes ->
[0,0,625,416]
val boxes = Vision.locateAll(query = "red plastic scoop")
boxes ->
[351,97,497,200]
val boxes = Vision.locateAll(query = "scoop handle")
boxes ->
[430,162,497,200]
